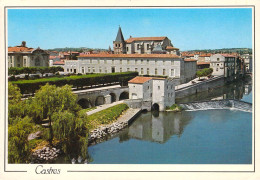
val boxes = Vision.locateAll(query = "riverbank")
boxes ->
[88,108,142,145]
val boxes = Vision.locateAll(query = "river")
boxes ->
[86,78,252,164]
[56,78,253,164]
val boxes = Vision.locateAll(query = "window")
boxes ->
[135,60,137,64]
[141,68,144,74]
[148,86,149,90]
[137,44,140,49]
[127,47,129,51]
[150,93,152,97]
[163,69,166,75]
[88,67,91,72]
[171,85,173,89]
[92,67,95,73]
[120,60,122,64]
[170,69,174,77]
[217,58,220,61]
[127,60,130,64]
[74,69,76,73]
[163,60,165,65]
[155,68,158,75]
[120,68,122,72]
[147,44,149,49]
[67,68,69,72]
[216,68,218,71]
[127,68,130,71]
[141,59,143,64]
[71,69,73,72]
[35,58,40,66]
[23,58,26,66]
[158,86,160,90]
[217,64,219,66]
[147,68,149,75]
[105,68,107,73]
[82,67,85,74]
[135,68,138,72]
[115,44,118,48]
[99,67,102,73]
[171,92,173,97]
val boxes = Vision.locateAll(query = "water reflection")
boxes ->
[176,77,252,104]
[119,111,192,143]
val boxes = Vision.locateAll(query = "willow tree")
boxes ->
[30,83,88,155]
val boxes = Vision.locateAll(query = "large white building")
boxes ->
[64,54,197,84]
[128,76,175,111]
[8,41,49,68]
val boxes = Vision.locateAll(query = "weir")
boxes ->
[179,99,252,112]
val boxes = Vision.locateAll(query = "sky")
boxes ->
[8,8,252,51]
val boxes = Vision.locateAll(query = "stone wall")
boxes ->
[124,99,152,111]
[175,76,225,99]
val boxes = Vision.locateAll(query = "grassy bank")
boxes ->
[87,103,129,130]
[166,104,183,112]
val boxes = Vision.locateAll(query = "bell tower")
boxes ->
[113,26,126,54]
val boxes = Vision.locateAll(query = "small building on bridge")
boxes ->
[128,76,175,111]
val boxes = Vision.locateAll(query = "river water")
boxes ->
[86,78,252,164]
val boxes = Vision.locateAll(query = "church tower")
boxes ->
[113,26,126,54]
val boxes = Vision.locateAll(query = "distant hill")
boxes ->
[47,47,108,52]
[182,48,252,54]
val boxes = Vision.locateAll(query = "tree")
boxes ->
[8,116,34,163]
[30,84,82,142]
[196,70,203,79]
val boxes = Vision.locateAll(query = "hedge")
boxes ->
[87,103,129,130]
[8,66,64,76]
[12,72,138,94]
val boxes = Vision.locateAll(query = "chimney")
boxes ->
[130,35,132,38]
[21,41,26,47]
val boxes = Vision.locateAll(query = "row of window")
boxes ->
[69,67,176,76]
[80,59,176,65]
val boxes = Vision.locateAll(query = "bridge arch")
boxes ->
[78,98,92,109]
[95,95,105,106]
[110,93,116,103]
[152,103,160,111]
[119,91,129,100]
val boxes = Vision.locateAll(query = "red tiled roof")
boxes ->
[125,37,167,43]
[53,61,65,65]
[166,46,179,50]
[185,54,195,57]
[221,54,236,58]
[197,61,210,65]
[200,54,211,57]
[49,55,60,59]
[184,59,197,62]
[8,46,34,52]
[78,54,180,58]
[128,76,153,84]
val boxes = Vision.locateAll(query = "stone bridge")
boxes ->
[74,85,129,108]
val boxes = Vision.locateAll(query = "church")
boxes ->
[64,27,197,85]
[113,27,180,55]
